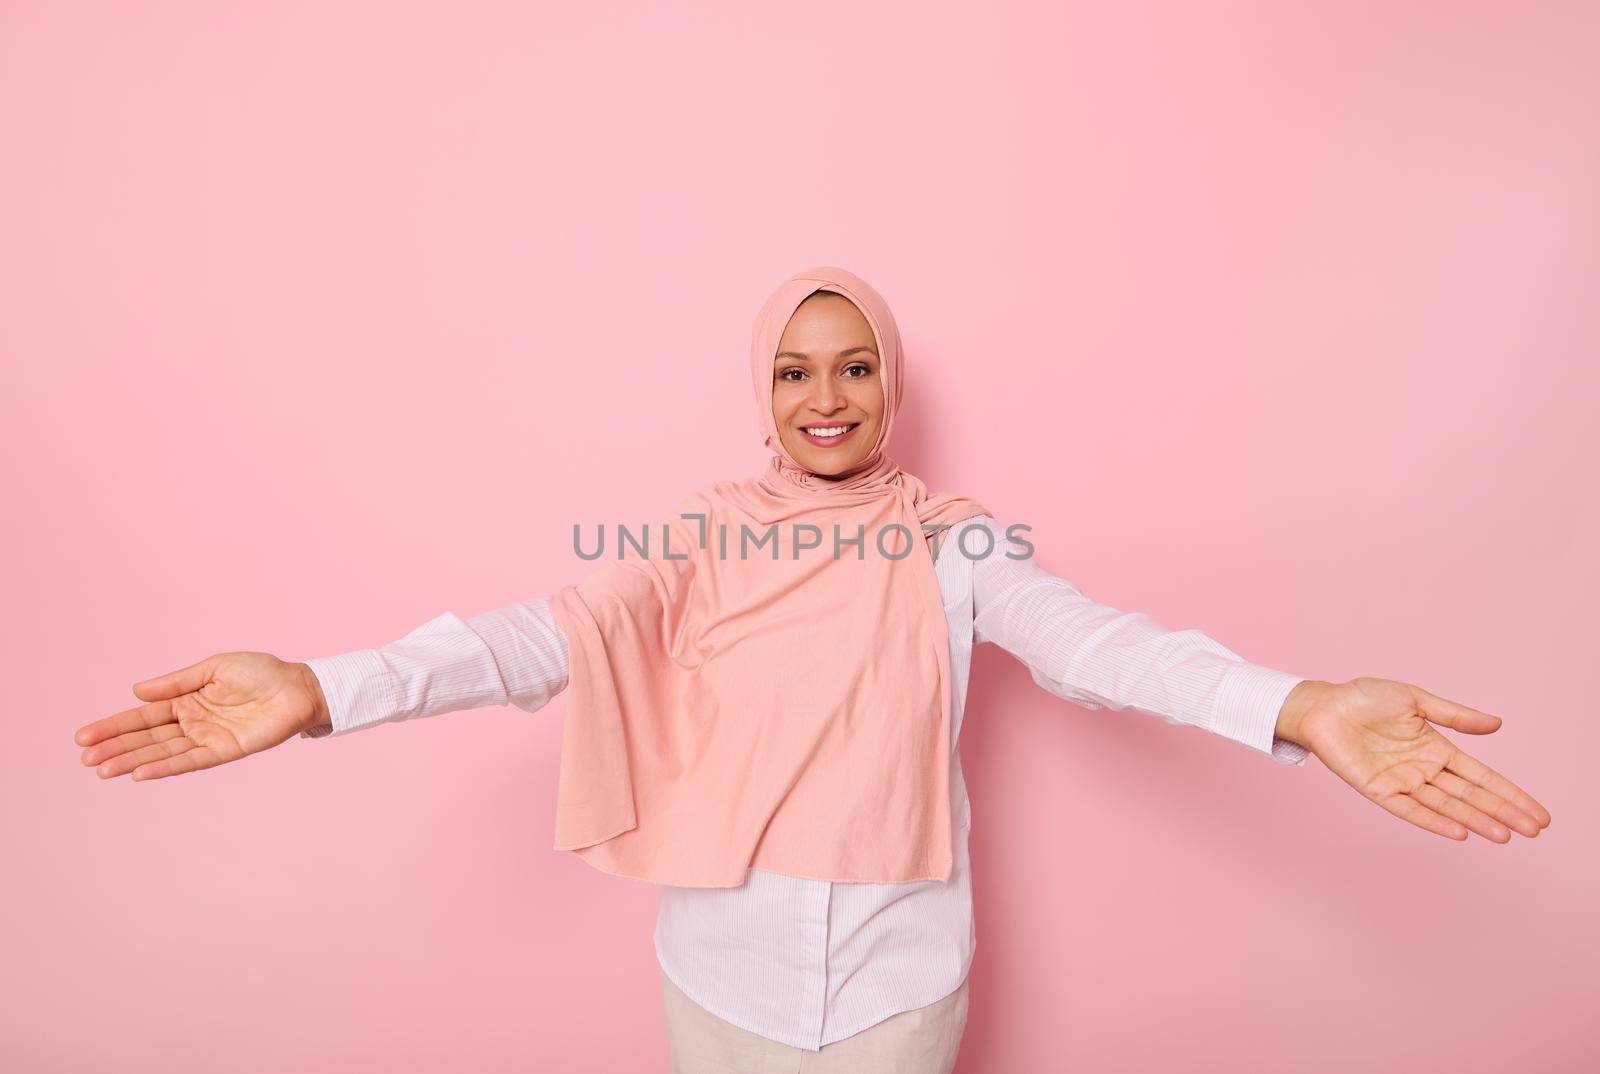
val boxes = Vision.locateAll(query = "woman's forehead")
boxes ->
[779,292,876,346]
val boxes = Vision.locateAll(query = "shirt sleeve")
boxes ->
[966,516,1310,767]
[298,597,571,739]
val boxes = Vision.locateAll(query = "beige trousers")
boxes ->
[660,965,970,1074]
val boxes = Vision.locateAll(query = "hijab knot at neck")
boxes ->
[546,265,988,887]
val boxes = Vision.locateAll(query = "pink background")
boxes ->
[5,2,1595,1071]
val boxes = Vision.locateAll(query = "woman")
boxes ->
[75,266,1551,1072]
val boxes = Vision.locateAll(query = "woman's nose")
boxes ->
[809,380,846,413]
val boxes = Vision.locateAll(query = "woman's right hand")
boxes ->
[75,653,330,781]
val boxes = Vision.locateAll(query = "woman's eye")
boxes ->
[777,365,869,382]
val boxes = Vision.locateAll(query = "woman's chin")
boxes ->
[803,453,868,478]
[781,434,873,477]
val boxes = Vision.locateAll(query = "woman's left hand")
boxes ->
[1276,677,1552,842]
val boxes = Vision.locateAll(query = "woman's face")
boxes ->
[771,293,885,478]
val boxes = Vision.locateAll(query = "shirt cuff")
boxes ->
[296,649,396,739]
[1211,663,1312,767]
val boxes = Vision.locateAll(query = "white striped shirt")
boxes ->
[300,515,1309,1049]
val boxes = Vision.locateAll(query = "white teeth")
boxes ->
[805,424,853,436]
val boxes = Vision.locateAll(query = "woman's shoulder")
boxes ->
[934,514,1041,565]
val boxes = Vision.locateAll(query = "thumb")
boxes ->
[133,654,221,702]
[1409,683,1503,735]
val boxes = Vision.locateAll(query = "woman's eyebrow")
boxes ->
[775,346,878,361]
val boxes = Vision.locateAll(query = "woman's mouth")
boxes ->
[798,421,861,447]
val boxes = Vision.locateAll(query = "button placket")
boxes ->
[805,880,833,1048]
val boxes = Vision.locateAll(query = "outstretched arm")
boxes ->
[964,517,1551,842]
[299,598,569,738]
[77,599,570,781]
[967,516,1310,765]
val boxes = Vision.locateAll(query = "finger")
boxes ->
[1377,791,1468,841]
[1408,683,1502,735]
[1411,782,1511,843]
[82,721,187,769]
[130,742,224,782]
[131,654,221,703]
[96,734,200,780]
[1443,749,1552,830]
[73,700,179,749]
[1432,769,1543,838]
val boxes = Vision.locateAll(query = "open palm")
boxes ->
[75,653,325,781]
[1297,676,1551,842]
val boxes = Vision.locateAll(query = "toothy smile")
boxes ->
[798,421,862,447]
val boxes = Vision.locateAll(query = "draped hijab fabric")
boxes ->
[547,266,989,887]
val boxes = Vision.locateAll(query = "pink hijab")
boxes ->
[547,266,989,887]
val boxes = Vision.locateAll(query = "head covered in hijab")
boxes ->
[545,265,990,887]
[749,266,905,483]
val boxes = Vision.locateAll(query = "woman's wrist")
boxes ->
[1275,679,1341,748]
[294,661,332,734]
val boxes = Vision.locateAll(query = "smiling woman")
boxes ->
[771,290,886,477]
[76,264,1553,1074]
